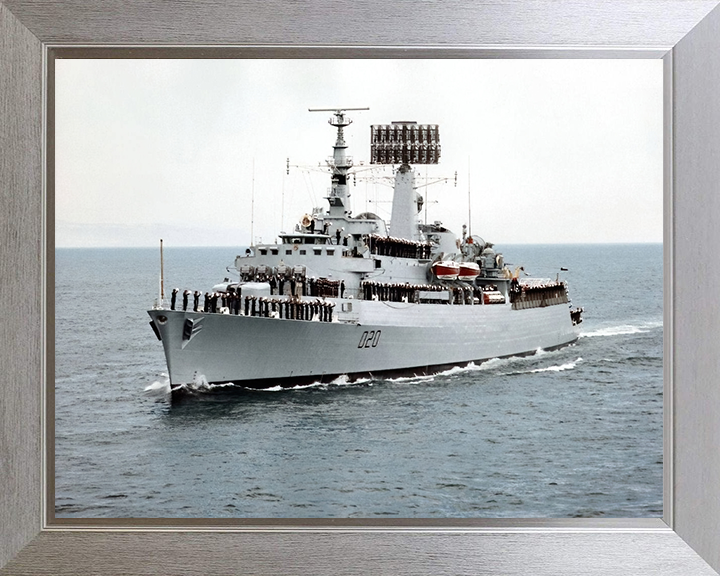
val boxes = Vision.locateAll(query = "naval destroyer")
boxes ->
[148,108,583,393]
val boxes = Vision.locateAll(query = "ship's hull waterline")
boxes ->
[148,299,579,391]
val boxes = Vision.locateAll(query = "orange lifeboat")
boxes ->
[432,260,460,280]
[458,262,480,281]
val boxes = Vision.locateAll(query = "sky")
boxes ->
[55,59,663,248]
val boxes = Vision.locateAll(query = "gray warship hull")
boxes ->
[148,298,579,389]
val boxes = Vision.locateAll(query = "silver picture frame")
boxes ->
[2,1,720,574]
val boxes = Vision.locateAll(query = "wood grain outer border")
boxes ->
[2,1,720,574]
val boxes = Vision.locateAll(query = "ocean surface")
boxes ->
[55,243,663,518]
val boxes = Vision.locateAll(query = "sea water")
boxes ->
[55,244,662,518]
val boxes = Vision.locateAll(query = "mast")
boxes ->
[159,238,164,305]
[250,157,255,245]
[309,107,368,218]
[467,159,472,238]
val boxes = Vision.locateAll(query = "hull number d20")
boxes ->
[358,330,381,349]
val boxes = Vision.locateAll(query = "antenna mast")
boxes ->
[159,238,164,304]
[250,157,255,244]
[468,159,472,237]
[308,107,369,218]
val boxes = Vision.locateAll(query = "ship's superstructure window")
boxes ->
[286,250,292,255]
[299,250,306,255]
[271,249,278,256]
[314,249,322,256]
[327,249,335,256]
[259,249,267,256]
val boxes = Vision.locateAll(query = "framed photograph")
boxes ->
[51,56,665,522]
[2,2,720,574]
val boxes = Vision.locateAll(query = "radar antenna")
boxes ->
[370,121,441,166]
[309,107,369,146]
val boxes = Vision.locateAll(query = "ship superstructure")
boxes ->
[148,109,583,392]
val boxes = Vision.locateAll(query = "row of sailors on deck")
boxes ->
[361,280,430,303]
[243,297,335,322]
[361,280,501,306]
[236,271,346,299]
[170,288,334,321]
[270,277,345,299]
[368,235,432,259]
[171,289,238,313]
[361,280,477,305]
[521,280,566,292]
